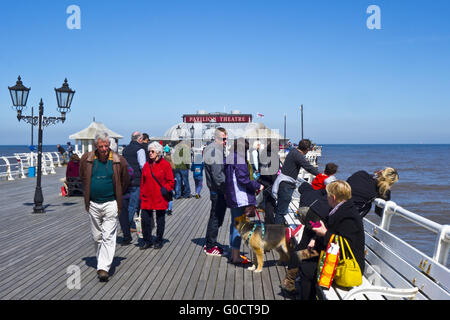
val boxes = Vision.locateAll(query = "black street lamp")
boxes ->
[190,125,194,147]
[8,76,75,213]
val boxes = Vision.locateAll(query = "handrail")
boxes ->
[374,198,450,266]
[0,152,62,180]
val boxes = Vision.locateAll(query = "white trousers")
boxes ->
[88,200,118,272]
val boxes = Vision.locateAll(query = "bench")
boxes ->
[67,177,83,196]
[286,196,422,300]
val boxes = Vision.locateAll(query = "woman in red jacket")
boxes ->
[140,142,175,250]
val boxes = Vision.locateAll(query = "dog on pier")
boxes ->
[234,214,291,273]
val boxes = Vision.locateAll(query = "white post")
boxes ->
[433,225,450,266]
[46,153,56,174]
[380,201,397,231]
[15,156,26,179]
[2,157,15,181]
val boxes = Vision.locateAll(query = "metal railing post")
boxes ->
[46,153,56,174]
[2,157,15,181]
[433,225,450,266]
[15,156,26,179]
[380,200,397,231]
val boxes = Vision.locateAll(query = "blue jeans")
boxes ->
[194,177,203,195]
[174,169,182,198]
[180,169,191,197]
[127,186,140,228]
[275,181,295,224]
[119,186,140,241]
[229,207,245,250]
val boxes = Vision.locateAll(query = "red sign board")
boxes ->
[183,114,252,123]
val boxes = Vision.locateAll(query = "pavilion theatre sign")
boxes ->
[183,114,252,123]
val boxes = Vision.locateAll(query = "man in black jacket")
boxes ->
[274,139,320,224]
[202,127,228,256]
[119,131,146,245]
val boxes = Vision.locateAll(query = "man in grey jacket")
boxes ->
[275,139,320,224]
[202,127,228,256]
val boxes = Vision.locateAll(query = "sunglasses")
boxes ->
[149,150,157,154]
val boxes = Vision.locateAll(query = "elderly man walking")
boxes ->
[80,132,130,282]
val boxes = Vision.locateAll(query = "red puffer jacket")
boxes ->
[311,173,329,190]
[140,158,175,210]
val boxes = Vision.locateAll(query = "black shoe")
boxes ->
[140,243,153,250]
[166,210,172,216]
[154,241,163,249]
[97,270,109,282]
[121,238,132,246]
[184,195,192,199]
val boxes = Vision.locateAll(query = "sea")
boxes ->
[318,144,450,266]
[0,144,449,266]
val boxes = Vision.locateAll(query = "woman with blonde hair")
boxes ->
[296,180,365,300]
[347,167,399,217]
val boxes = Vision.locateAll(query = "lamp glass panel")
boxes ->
[9,89,18,106]
[67,92,74,108]
[61,91,69,108]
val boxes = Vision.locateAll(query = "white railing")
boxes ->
[0,152,63,181]
[374,198,450,266]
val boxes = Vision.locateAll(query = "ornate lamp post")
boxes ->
[8,76,75,213]
[189,125,194,148]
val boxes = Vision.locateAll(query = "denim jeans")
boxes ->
[180,169,191,197]
[204,192,227,249]
[174,169,182,198]
[118,186,140,241]
[127,186,140,228]
[194,177,203,195]
[229,207,245,250]
[275,181,295,224]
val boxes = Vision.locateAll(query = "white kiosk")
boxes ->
[69,121,123,155]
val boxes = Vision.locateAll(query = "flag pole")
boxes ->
[300,104,304,140]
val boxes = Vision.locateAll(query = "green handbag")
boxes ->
[334,236,362,287]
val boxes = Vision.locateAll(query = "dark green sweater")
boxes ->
[90,159,115,203]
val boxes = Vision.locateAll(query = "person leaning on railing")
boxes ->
[347,167,399,217]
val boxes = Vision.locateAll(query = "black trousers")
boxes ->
[141,209,166,244]
[297,257,321,300]
[263,188,276,224]
[204,192,227,249]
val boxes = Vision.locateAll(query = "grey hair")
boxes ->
[148,141,163,155]
[131,131,143,142]
[94,131,110,146]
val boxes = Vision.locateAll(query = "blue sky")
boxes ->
[0,0,449,145]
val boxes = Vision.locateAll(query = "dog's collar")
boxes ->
[245,221,265,246]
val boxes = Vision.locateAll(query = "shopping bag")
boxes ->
[334,236,362,287]
[317,234,340,289]
[134,210,143,239]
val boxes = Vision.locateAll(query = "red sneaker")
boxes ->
[204,245,224,256]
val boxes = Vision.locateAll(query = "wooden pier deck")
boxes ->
[0,167,289,300]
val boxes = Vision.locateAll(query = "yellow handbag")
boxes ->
[334,236,362,287]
